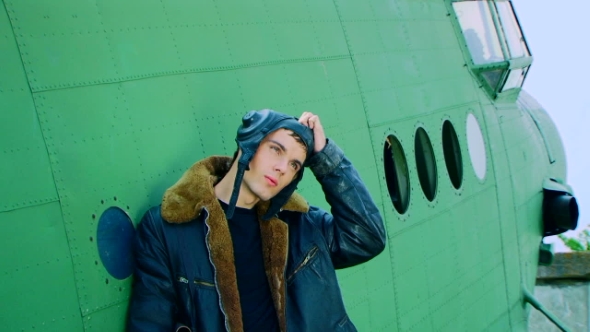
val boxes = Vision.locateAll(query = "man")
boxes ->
[128,110,386,332]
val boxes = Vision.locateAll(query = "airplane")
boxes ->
[0,0,580,331]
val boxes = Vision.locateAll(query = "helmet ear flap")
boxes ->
[228,109,283,219]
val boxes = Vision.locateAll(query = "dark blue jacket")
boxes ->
[127,140,386,332]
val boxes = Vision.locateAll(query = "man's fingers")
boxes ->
[299,111,314,128]
[298,112,309,125]
[297,112,326,152]
[308,115,321,130]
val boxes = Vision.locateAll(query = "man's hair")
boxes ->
[231,129,308,165]
[287,130,308,152]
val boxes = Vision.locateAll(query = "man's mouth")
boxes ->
[264,176,278,186]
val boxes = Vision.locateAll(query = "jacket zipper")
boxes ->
[203,208,232,332]
[282,227,289,332]
[287,246,319,282]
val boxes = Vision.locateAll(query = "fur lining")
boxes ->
[204,198,243,332]
[160,156,309,331]
[258,202,289,331]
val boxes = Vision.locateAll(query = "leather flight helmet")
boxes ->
[226,109,314,220]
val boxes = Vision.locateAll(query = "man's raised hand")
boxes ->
[298,112,326,153]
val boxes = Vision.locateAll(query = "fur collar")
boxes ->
[160,156,309,332]
[161,156,308,223]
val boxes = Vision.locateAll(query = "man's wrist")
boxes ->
[306,139,344,177]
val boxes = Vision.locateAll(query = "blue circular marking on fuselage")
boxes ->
[97,207,135,280]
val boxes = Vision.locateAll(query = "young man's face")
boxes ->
[242,128,307,202]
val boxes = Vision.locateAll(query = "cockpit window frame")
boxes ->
[447,0,533,100]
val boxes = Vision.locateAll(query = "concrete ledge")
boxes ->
[537,252,590,280]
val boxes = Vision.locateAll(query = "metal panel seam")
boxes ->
[1,0,62,205]
[30,55,351,93]
[2,1,85,323]
[331,1,397,330]
[479,101,517,332]
[0,197,60,213]
[330,0,385,215]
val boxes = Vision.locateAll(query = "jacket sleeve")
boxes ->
[127,207,178,331]
[305,139,386,269]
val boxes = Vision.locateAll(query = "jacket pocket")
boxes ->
[193,278,215,290]
[287,246,319,283]
[337,314,356,331]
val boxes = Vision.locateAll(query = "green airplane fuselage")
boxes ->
[0,0,577,331]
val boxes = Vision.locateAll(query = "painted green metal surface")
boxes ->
[0,203,84,331]
[0,4,58,212]
[0,0,575,331]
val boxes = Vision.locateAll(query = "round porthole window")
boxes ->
[97,206,136,280]
[466,113,487,180]
[442,120,463,189]
[415,127,437,201]
[383,135,410,214]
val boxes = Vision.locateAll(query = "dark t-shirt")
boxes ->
[219,200,279,332]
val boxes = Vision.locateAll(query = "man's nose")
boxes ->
[274,158,288,174]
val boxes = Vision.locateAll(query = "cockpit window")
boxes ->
[481,69,505,90]
[449,0,532,98]
[496,1,530,58]
[502,67,527,92]
[452,1,505,65]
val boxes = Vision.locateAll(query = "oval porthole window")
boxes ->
[415,127,437,201]
[466,113,487,180]
[383,135,410,214]
[97,206,136,280]
[442,120,463,189]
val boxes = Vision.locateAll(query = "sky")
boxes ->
[515,1,589,251]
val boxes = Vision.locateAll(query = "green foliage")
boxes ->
[558,228,590,251]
